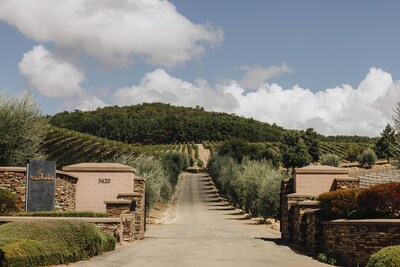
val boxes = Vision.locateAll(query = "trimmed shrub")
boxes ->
[359,148,377,168]
[367,246,400,267]
[320,153,340,167]
[318,189,359,219]
[358,182,400,218]
[0,220,115,266]
[0,190,16,214]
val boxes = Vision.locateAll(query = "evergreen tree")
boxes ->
[280,131,311,170]
[374,124,395,162]
[302,128,320,163]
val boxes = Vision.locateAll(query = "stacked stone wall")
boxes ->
[0,170,26,211]
[0,168,77,212]
[323,221,400,266]
[281,175,400,266]
[104,177,146,240]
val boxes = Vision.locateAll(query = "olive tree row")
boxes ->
[208,155,283,218]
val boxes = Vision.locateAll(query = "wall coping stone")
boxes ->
[0,216,120,223]
[334,177,360,182]
[295,165,349,174]
[0,167,26,172]
[303,208,321,214]
[62,163,134,173]
[118,192,142,197]
[322,219,400,225]
[287,193,314,198]
[104,200,132,204]
[0,167,79,180]
[291,200,320,206]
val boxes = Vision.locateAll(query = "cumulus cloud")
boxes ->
[239,63,293,88]
[18,45,85,98]
[112,67,400,137]
[113,68,238,111]
[0,0,223,66]
[74,95,108,111]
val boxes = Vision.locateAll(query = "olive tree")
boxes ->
[0,92,48,166]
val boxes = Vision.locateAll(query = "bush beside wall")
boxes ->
[318,190,359,220]
[0,220,115,267]
[358,182,400,218]
[367,246,400,267]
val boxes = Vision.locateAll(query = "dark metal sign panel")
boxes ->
[26,160,56,212]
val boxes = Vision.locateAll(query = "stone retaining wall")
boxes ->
[323,220,400,266]
[281,175,400,266]
[0,167,77,212]
[104,177,146,240]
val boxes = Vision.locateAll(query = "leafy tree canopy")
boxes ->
[50,103,285,144]
[280,131,311,170]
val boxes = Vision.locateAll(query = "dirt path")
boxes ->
[71,173,327,267]
[196,143,211,166]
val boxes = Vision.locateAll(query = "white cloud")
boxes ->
[1,0,223,67]
[112,67,400,137]
[113,68,238,111]
[18,45,85,98]
[74,95,107,111]
[239,63,293,88]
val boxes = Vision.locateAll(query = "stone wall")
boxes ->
[323,220,400,266]
[281,175,400,266]
[0,167,78,212]
[331,177,360,191]
[104,177,146,240]
[55,172,77,211]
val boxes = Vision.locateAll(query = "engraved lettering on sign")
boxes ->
[30,172,55,181]
[98,178,111,184]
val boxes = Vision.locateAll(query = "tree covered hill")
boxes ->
[50,103,285,144]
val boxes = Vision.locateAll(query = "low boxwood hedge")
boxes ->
[367,246,400,267]
[0,220,115,267]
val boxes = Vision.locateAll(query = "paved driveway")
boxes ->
[72,173,328,267]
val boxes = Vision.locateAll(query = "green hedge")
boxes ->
[17,211,108,217]
[367,246,400,267]
[0,220,115,266]
[318,190,359,220]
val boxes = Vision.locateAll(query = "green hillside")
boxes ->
[43,127,189,168]
[50,103,285,144]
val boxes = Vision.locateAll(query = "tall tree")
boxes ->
[374,124,396,162]
[0,93,48,166]
[302,128,320,163]
[280,131,311,170]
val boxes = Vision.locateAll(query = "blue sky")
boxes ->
[0,1,399,136]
